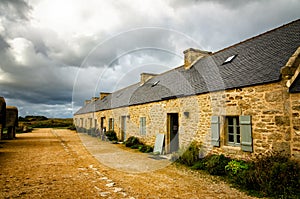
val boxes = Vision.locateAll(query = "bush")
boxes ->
[182,150,300,198]
[123,136,154,153]
[191,159,207,170]
[105,131,118,141]
[225,160,249,175]
[177,141,201,166]
[130,144,141,149]
[139,145,153,153]
[124,136,141,148]
[205,154,231,176]
[245,152,300,198]
[225,160,252,189]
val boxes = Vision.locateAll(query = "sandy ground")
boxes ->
[0,128,257,199]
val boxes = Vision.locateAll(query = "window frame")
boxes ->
[226,116,241,147]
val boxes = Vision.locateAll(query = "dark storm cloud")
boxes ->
[0,0,299,117]
[82,28,192,68]
[0,0,32,21]
[0,35,10,52]
[0,65,76,104]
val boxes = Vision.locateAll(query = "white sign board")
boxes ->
[153,134,165,154]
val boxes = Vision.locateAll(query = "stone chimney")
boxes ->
[99,92,111,100]
[183,48,211,70]
[85,100,91,105]
[140,73,157,85]
[91,97,99,102]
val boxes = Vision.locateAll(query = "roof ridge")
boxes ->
[212,18,300,55]
[111,82,140,94]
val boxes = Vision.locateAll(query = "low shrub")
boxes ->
[139,145,153,153]
[205,154,231,176]
[105,131,118,141]
[124,136,141,148]
[225,160,249,175]
[191,159,207,170]
[124,136,153,153]
[130,144,141,149]
[225,160,252,189]
[245,152,300,198]
[177,141,201,166]
[180,150,300,198]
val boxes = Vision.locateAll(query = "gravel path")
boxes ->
[78,132,170,173]
[0,128,258,198]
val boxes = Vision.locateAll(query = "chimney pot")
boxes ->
[91,97,99,102]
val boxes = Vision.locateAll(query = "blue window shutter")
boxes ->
[211,116,220,147]
[240,115,253,152]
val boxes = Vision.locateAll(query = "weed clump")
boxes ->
[124,136,153,153]
[105,131,118,141]
[124,136,142,148]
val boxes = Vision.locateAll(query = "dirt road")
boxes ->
[0,129,256,198]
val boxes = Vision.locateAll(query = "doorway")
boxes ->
[121,116,127,141]
[100,117,105,131]
[167,113,179,153]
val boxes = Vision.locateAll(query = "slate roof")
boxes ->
[75,19,300,115]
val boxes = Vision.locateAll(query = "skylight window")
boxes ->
[151,80,160,87]
[223,55,237,65]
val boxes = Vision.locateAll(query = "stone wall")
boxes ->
[73,112,96,134]
[74,81,299,160]
[205,82,292,159]
[290,92,300,159]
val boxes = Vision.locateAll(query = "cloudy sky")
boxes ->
[0,0,299,118]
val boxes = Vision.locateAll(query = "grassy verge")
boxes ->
[17,117,75,133]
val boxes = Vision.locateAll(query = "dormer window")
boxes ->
[151,80,160,87]
[223,55,237,65]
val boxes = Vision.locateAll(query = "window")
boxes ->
[151,80,160,87]
[226,116,240,146]
[222,54,237,65]
[211,115,252,152]
[89,118,93,128]
[80,118,83,127]
[100,117,105,130]
[108,118,114,131]
[140,117,146,135]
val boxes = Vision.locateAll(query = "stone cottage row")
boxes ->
[74,19,300,160]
